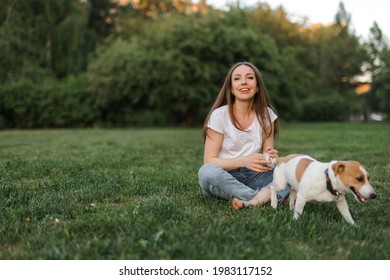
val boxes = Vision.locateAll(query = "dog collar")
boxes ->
[325,168,340,200]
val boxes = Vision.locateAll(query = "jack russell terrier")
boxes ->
[268,154,376,225]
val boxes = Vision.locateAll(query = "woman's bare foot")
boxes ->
[231,198,245,209]
[231,188,271,210]
[249,188,271,206]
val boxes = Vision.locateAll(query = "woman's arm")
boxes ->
[262,123,278,159]
[204,128,271,172]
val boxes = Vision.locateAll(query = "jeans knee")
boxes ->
[198,179,211,196]
[198,163,220,183]
[198,163,256,201]
[198,163,224,197]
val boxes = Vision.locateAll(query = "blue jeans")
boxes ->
[198,163,271,201]
[198,163,290,201]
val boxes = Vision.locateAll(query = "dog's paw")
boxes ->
[293,212,301,220]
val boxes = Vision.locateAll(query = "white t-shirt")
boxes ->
[207,105,277,159]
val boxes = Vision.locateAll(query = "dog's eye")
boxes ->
[356,176,364,182]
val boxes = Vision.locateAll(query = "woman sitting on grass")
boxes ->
[198,62,289,209]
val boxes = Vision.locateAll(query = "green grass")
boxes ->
[0,123,389,259]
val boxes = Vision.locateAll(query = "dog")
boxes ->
[269,154,376,225]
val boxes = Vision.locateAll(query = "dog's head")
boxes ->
[332,161,376,203]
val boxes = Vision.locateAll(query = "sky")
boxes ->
[201,0,389,40]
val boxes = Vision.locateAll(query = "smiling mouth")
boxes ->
[351,187,366,203]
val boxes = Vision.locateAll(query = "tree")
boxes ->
[248,3,306,51]
[88,9,307,126]
[1,0,380,127]
[365,22,390,117]
[86,0,122,38]
[297,2,365,96]
[0,0,119,81]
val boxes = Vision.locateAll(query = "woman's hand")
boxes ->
[265,147,279,159]
[241,153,272,172]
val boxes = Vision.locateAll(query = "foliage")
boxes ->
[364,22,390,116]
[371,49,390,115]
[301,94,351,121]
[0,75,96,128]
[0,1,389,127]
[88,10,308,126]
[0,124,389,259]
[0,0,118,80]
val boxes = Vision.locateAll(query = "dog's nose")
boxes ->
[370,193,377,199]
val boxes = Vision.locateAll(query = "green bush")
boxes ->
[0,75,96,128]
[0,78,40,128]
[301,94,351,121]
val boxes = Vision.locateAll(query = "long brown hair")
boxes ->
[202,62,279,142]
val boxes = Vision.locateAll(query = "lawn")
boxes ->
[0,123,389,259]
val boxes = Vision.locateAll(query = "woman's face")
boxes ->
[231,64,258,101]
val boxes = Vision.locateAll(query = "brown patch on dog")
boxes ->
[276,154,303,166]
[296,158,314,183]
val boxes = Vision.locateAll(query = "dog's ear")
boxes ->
[332,162,345,175]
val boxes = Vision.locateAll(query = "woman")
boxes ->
[198,62,288,209]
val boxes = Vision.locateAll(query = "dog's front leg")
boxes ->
[335,196,355,225]
[293,193,306,220]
